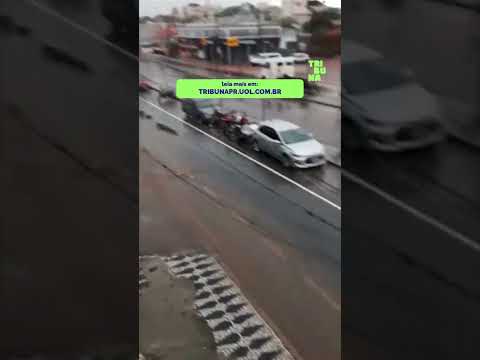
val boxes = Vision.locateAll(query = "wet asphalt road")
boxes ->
[5,0,480,359]
[138,43,341,360]
[140,90,341,205]
[344,142,480,243]
[342,137,480,359]
[139,116,341,360]
[139,99,341,258]
[140,61,342,150]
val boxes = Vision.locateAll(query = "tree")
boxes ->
[302,10,330,33]
[302,7,340,57]
[179,15,202,24]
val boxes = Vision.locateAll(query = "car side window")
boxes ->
[269,129,280,141]
[259,126,270,137]
[260,126,280,141]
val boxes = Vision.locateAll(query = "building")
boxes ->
[280,27,299,50]
[256,2,282,22]
[175,22,282,64]
[139,15,178,51]
[173,3,283,64]
[257,1,270,9]
[139,20,162,46]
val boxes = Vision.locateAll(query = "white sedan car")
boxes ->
[252,119,326,168]
[342,40,445,151]
[248,52,283,66]
[293,52,310,63]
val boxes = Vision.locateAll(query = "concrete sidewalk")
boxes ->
[139,143,341,360]
[140,256,221,360]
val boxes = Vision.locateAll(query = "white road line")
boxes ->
[304,276,340,312]
[140,97,341,211]
[343,169,480,253]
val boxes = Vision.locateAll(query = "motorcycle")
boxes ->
[216,111,256,145]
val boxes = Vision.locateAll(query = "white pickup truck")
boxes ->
[249,52,296,79]
[259,59,295,79]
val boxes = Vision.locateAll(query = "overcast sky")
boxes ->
[140,0,341,17]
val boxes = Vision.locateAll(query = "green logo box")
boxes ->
[176,79,304,99]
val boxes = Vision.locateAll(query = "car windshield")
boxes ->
[343,60,413,95]
[280,129,312,144]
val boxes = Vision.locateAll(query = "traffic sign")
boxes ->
[225,37,240,47]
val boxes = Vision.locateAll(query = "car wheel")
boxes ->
[252,140,261,152]
[281,154,293,167]
[224,125,235,141]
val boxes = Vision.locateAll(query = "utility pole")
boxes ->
[256,9,264,53]
[227,45,232,65]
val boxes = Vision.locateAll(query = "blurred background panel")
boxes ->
[1,0,138,357]
[342,1,480,359]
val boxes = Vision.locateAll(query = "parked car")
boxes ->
[342,40,445,151]
[293,52,310,63]
[252,119,326,168]
[181,99,222,126]
[139,80,152,92]
[249,52,283,66]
